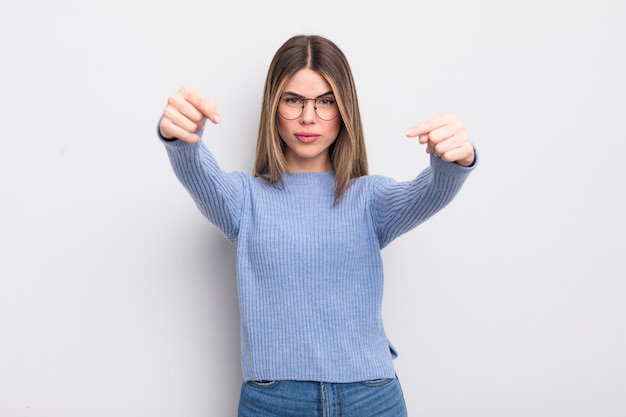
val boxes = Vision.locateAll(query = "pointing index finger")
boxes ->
[405,112,455,139]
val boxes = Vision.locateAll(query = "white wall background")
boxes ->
[1,0,624,415]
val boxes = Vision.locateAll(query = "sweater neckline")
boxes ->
[282,170,335,185]
[284,170,334,176]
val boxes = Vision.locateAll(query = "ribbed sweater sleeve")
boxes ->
[372,154,475,248]
[161,139,244,242]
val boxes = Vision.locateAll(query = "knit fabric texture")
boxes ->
[163,138,475,383]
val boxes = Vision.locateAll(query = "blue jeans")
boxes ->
[238,375,408,417]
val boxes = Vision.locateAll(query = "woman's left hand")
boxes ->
[405,113,475,167]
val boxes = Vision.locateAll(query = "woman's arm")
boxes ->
[158,87,243,242]
[372,113,477,248]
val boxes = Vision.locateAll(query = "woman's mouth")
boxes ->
[295,133,320,144]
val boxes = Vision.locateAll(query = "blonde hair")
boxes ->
[253,35,368,205]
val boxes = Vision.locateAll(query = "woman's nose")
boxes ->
[300,100,317,123]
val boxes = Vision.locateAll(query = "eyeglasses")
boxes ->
[278,94,340,121]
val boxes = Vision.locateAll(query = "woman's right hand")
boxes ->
[159,86,221,143]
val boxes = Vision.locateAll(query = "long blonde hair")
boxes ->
[253,35,368,205]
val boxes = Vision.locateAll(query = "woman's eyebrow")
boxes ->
[282,91,334,98]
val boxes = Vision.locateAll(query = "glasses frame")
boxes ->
[278,94,340,121]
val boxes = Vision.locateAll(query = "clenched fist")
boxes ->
[405,113,475,167]
[159,86,221,143]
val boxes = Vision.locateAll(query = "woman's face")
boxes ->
[277,69,341,172]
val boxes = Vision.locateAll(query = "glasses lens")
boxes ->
[315,97,339,121]
[278,96,303,120]
[278,95,339,120]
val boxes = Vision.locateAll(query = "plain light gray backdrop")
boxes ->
[1,0,624,416]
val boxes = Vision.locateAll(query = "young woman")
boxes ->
[158,34,476,417]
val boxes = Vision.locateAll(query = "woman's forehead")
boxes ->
[283,69,332,95]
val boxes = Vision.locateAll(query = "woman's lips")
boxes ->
[295,133,320,144]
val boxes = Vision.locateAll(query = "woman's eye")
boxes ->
[284,96,301,105]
